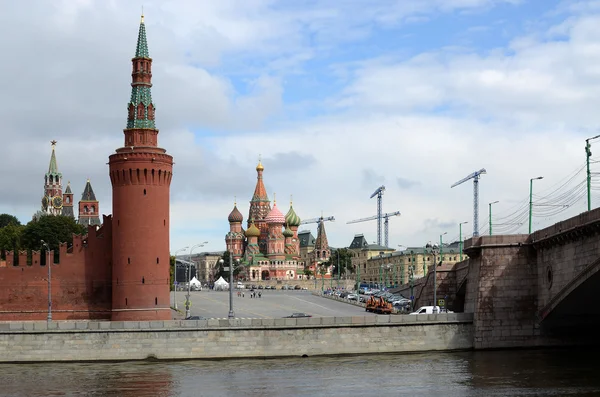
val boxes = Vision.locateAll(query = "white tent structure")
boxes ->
[214,276,230,291]
[189,276,202,291]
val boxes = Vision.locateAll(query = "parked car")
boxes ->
[284,313,312,318]
[346,293,359,301]
[294,285,301,290]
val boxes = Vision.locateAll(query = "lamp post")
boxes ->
[434,233,447,313]
[459,221,468,261]
[173,246,189,310]
[529,176,544,234]
[379,263,383,289]
[41,240,51,323]
[488,201,499,236]
[409,265,414,312]
[185,241,208,319]
[586,135,600,211]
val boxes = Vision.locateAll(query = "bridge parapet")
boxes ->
[531,207,600,247]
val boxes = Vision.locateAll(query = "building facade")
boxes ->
[225,161,305,281]
[360,242,465,288]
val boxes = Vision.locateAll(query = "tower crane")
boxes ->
[300,216,335,225]
[451,168,486,237]
[370,186,386,246]
[347,211,401,248]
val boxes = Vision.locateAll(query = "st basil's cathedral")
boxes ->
[225,160,306,281]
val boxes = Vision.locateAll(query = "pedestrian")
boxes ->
[258,291,262,298]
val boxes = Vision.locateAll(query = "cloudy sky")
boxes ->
[2,0,600,253]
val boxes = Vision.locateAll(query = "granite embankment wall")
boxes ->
[0,314,474,362]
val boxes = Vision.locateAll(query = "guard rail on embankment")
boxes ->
[0,313,474,363]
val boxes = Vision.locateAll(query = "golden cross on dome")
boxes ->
[273,192,276,204]
[141,5,144,22]
[290,195,293,206]
[234,195,237,206]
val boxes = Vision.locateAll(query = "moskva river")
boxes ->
[1,348,599,396]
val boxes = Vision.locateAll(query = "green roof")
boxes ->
[135,18,149,58]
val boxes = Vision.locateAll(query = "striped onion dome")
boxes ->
[245,221,261,238]
[228,205,243,223]
[285,204,301,227]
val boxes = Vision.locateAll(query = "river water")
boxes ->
[1,348,599,397]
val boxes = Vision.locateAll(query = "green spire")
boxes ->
[135,15,149,58]
[47,140,60,176]
[126,15,156,130]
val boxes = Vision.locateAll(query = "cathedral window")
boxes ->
[84,205,88,213]
[91,205,95,213]
[137,103,144,118]
[66,196,70,204]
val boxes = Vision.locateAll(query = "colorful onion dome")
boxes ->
[285,204,301,227]
[283,226,294,238]
[245,221,260,238]
[228,204,243,223]
[265,201,285,224]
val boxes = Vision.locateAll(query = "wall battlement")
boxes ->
[0,215,113,321]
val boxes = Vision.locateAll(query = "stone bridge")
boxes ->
[392,207,600,349]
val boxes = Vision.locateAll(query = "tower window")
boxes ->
[142,277,145,284]
[164,219,166,226]
[125,298,128,306]
[128,257,131,264]
[144,189,146,195]
[155,297,158,305]
[156,257,159,264]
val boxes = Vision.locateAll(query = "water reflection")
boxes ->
[1,349,599,397]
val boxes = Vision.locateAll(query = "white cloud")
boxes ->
[0,0,598,255]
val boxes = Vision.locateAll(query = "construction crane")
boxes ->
[451,168,487,237]
[300,216,335,225]
[347,211,401,248]
[370,186,386,246]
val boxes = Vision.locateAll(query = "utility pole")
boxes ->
[488,201,499,236]
[459,222,468,261]
[586,135,600,211]
[529,177,543,234]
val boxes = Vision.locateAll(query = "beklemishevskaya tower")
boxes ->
[109,15,173,321]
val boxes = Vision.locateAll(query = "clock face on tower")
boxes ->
[52,196,63,209]
[42,196,49,209]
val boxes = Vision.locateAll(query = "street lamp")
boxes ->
[173,246,189,310]
[434,232,447,313]
[40,240,51,323]
[488,201,499,236]
[529,177,544,234]
[586,135,600,211]
[459,222,468,261]
[185,241,208,318]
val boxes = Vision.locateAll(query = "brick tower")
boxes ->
[108,15,173,321]
[62,182,75,219]
[41,140,64,215]
[248,159,271,254]
[77,179,101,227]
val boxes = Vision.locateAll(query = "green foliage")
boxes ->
[0,223,24,260]
[325,248,354,276]
[303,268,314,278]
[21,215,86,251]
[170,255,176,291]
[0,214,20,228]
[215,251,241,281]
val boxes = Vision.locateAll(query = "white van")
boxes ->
[410,306,442,315]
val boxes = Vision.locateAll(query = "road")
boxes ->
[171,289,376,319]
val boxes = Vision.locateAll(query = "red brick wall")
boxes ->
[0,216,112,321]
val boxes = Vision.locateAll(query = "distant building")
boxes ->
[361,241,465,287]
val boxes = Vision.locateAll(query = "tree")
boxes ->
[326,248,354,277]
[0,213,20,228]
[214,251,243,281]
[170,255,176,291]
[0,223,24,260]
[21,215,87,251]
[303,268,314,279]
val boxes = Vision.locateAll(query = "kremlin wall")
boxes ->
[0,17,171,322]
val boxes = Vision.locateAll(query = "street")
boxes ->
[171,289,376,319]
